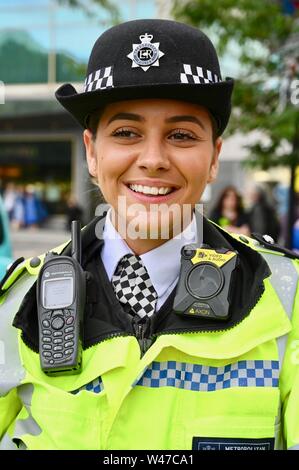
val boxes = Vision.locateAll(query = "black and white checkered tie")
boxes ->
[112,254,157,318]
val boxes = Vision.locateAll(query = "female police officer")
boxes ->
[0,19,299,451]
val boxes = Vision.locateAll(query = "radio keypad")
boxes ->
[53,338,63,344]
[53,353,63,359]
[41,308,76,363]
[51,316,65,330]
[53,331,63,337]
[43,351,52,358]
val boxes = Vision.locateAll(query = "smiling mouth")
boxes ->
[127,184,177,196]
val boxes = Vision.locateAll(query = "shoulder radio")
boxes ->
[37,221,86,375]
[173,244,238,321]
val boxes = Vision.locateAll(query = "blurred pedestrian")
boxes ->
[209,185,250,235]
[65,195,83,232]
[23,185,48,229]
[11,185,25,229]
[247,184,281,242]
[23,185,40,229]
[3,182,17,221]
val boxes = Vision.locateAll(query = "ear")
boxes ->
[207,137,222,184]
[83,129,97,177]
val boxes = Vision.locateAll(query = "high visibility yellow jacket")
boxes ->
[0,218,298,450]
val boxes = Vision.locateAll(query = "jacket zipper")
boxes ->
[132,316,153,356]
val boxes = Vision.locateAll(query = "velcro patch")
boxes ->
[192,437,274,451]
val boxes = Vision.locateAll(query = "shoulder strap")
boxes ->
[252,233,299,260]
[0,257,25,298]
[0,273,37,396]
[259,252,298,318]
[0,240,69,301]
[258,251,298,370]
[227,230,298,369]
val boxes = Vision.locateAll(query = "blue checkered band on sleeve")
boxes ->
[71,376,104,395]
[135,360,279,391]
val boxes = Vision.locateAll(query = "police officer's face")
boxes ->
[84,99,222,240]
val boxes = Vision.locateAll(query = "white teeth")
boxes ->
[150,187,158,195]
[129,184,173,195]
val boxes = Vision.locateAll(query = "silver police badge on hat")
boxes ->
[127,33,164,72]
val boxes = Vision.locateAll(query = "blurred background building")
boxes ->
[0,0,296,258]
[0,0,157,229]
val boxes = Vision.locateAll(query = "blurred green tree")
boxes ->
[174,0,299,168]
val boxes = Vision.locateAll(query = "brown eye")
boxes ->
[112,128,139,138]
[168,131,197,141]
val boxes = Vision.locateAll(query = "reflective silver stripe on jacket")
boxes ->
[259,252,298,450]
[0,274,37,396]
[0,383,41,450]
[260,253,298,368]
[13,384,42,449]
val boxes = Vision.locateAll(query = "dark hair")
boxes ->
[214,186,244,214]
[87,108,105,139]
[87,104,219,143]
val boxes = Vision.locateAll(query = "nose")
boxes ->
[136,135,170,173]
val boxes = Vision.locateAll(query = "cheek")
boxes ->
[95,147,130,189]
[184,155,213,186]
[179,149,214,202]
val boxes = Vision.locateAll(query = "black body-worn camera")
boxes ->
[37,221,86,375]
[173,244,238,321]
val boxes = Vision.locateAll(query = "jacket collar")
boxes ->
[13,215,280,356]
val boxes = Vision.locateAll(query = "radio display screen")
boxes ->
[43,277,73,309]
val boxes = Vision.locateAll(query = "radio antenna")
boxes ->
[71,220,81,264]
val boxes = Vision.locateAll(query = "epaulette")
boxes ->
[251,233,299,260]
[0,257,25,298]
[222,229,299,260]
[0,240,70,301]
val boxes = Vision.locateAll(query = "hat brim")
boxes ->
[55,79,234,135]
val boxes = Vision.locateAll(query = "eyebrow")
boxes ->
[107,112,206,130]
[107,112,145,124]
[165,115,206,130]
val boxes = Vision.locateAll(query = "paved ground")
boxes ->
[10,228,69,260]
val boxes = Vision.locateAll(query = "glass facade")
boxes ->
[0,0,157,219]
[0,0,157,84]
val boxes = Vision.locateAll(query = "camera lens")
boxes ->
[181,245,196,259]
[187,263,224,299]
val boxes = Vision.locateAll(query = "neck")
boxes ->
[112,213,197,255]
[123,234,173,255]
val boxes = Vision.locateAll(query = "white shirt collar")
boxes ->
[101,209,198,299]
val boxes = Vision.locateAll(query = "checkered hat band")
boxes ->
[83,66,114,92]
[135,360,279,391]
[71,376,104,395]
[112,254,157,318]
[180,63,221,85]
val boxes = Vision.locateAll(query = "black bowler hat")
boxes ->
[55,19,234,135]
